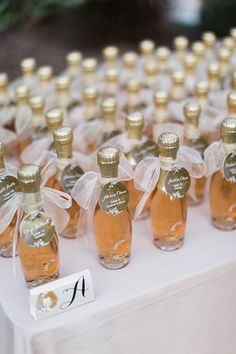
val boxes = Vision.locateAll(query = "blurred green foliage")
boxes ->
[0,0,104,32]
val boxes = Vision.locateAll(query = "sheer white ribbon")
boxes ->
[134,146,206,218]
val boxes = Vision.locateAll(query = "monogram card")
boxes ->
[29,270,95,320]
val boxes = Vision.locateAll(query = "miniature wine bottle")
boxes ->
[227,92,236,119]
[101,97,121,142]
[209,118,236,230]
[45,108,63,153]
[17,165,59,288]
[93,146,132,269]
[150,133,188,250]
[47,127,82,238]
[183,102,207,206]
[125,112,158,219]
[29,96,47,140]
[170,71,187,101]
[103,46,119,68]
[0,143,18,257]
[15,85,32,152]
[66,51,82,79]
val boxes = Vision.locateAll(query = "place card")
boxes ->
[29,269,95,321]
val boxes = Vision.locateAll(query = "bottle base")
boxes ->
[211,217,236,231]
[60,226,78,239]
[154,236,184,251]
[26,273,59,289]
[0,244,15,258]
[99,255,130,270]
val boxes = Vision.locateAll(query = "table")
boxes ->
[1,199,236,354]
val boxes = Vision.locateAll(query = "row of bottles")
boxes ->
[0,30,235,290]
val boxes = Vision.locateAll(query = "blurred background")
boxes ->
[0,0,235,78]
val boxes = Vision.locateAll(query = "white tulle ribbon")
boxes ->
[134,146,206,218]
[204,140,228,176]
[71,154,133,246]
[0,186,72,276]
[20,136,53,165]
[0,106,16,126]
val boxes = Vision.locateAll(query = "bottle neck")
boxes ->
[100,164,118,181]
[0,157,6,172]
[223,142,236,154]
[56,143,73,159]
[183,123,200,143]
[158,156,176,191]
[100,175,118,186]
[154,106,168,124]
[22,191,43,215]
[127,127,143,140]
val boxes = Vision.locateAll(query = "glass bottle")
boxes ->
[222,36,235,53]
[66,51,82,79]
[29,96,47,140]
[124,79,145,114]
[218,48,231,80]
[194,80,209,107]
[103,46,119,68]
[210,118,236,230]
[17,164,59,288]
[93,146,132,269]
[153,90,169,126]
[103,68,119,97]
[170,71,187,101]
[122,52,138,82]
[183,53,197,92]
[143,61,158,89]
[173,36,189,62]
[15,85,32,152]
[202,32,216,58]
[125,112,158,219]
[37,66,54,94]
[227,92,236,119]
[0,73,10,107]
[20,57,37,90]
[56,76,77,111]
[0,143,18,257]
[45,108,64,153]
[101,97,121,142]
[155,47,170,74]
[183,102,207,205]
[192,41,205,63]
[139,40,155,62]
[82,58,97,86]
[207,63,221,92]
[47,127,81,239]
[150,133,187,250]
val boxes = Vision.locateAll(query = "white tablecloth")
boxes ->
[1,200,236,354]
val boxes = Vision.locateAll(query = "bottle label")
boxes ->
[20,211,56,247]
[223,151,236,183]
[61,164,84,194]
[131,140,158,164]
[99,181,129,215]
[164,167,190,198]
[192,137,208,158]
[0,175,20,208]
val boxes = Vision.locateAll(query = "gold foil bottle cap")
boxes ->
[230,28,236,42]
[20,58,36,75]
[184,53,197,72]
[192,41,205,59]
[122,52,138,69]
[38,66,53,82]
[222,36,235,52]
[53,126,73,144]
[0,142,5,159]
[227,92,236,112]
[183,102,201,127]
[144,61,158,76]
[66,51,82,68]
[218,48,231,63]
[156,46,170,61]
[158,132,179,159]
[17,164,41,193]
[0,73,8,89]
[194,81,209,100]
[30,96,44,114]
[101,97,117,114]
[202,32,216,49]
[172,71,185,84]
[83,86,98,104]
[105,68,119,82]
[139,40,155,57]
[103,46,119,62]
[56,76,70,92]
[232,72,236,91]
[221,117,236,144]
[82,58,97,74]
[45,108,63,131]
[153,90,169,107]
[207,62,220,79]
[126,111,144,140]
[15,85,29,104]
[125,79,140,93]
[97,146,119,178]
[174,36,189,52]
